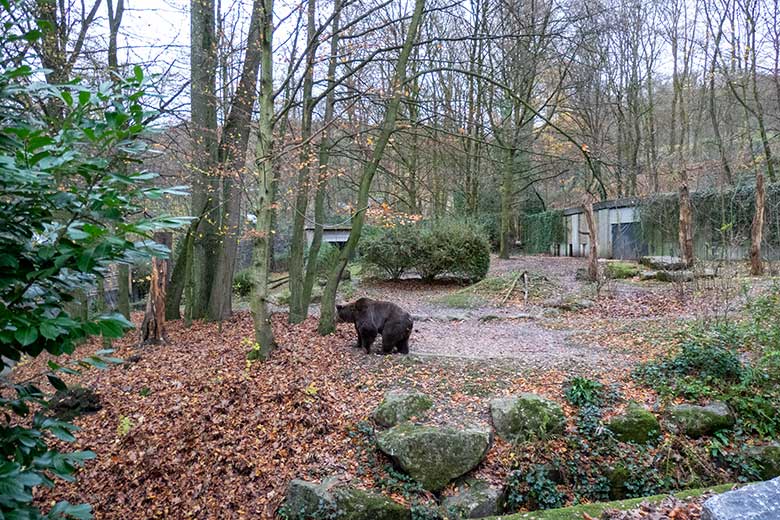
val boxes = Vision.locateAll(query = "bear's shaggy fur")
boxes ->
[336,298,413,354]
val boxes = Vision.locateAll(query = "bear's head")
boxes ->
[336,303,356,323]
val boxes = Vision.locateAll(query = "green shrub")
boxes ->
[316,243,342,278]
[359,220,491,282]
[359,224,421,279]
[233,268,254,296]
[416,220,490,282]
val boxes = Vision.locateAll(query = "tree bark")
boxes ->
[141,232,172,344]
[318,0,426,335]
[249,0,277,359]
[750,172,765,276]
[301,0,342,314]
[117,263,131,319]
[499,147,515,259]
[190,0,220,320]
[582,202,599,281]
[206,0,264,321]
[678,184,694,267]
[289,0,320,324]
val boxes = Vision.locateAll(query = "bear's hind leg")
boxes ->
[358,326,377,354]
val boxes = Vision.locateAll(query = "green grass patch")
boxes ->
[490,483,740,520]
[604,261,641,279]
[434,291,485,309]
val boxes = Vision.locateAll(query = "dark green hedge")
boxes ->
[521,210,564,254]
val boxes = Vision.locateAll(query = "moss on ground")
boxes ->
[486,483,739,519]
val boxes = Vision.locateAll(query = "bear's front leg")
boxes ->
[354,323,363,349]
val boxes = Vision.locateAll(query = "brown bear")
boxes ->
[336,298,413,354]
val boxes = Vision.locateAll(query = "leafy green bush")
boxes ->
[359,220,491,282]
[564,377,605,407]
[416,220,490,282]
[233,268,254,296]
[359,224,421,279]
[0,17,185,518]
[504,466,564,511]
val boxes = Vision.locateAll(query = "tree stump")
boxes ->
[141,232,172,344]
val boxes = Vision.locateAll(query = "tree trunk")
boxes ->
[318,0,426,336]
[301,0,342,313]
[141,232,172,344]
[206,0,264,321]
[583,202,599,281]
[289,0,320,324]
[678,184,694,267]
[499,147,515,260]
[248,0,277,359]
[190,0,220,320]
[750,172,766,276]
[117,263,131,319]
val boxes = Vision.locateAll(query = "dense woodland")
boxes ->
[3,0,780,518]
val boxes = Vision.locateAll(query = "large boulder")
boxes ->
[702,477,780,520]
[640,256,687,271]
[745,444,780,480]
[607,403,661,444]
[373,390,433,428]
[442,480,505,518]
[656,270,694,282]
[490,394,565,443]
[284,478,410,520]
[666,402,734,438]
[376,424,491,492]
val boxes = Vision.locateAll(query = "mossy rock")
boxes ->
[656,270,694,282]
[606,464,630,500]
[666,402,734,438]
[376,423,492,492]
[373,390,433,428]
[606,403,660,444]
[745,444,780,480]
[490,394,565,443]
[604,262,640,279]
[284,478,409,520]
[442,479,505,518]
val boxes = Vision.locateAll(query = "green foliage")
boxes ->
[521,211,564,254]
[316,243,342,278]
[638,184,780,256]
[416,219,491,282]
[359,220,491,282]
[359,224,421,279]
[604,262,640,279]
[505,466,565,511]
[0,14,186,518]
[233,268,254,297]
[116,416,133,438]
[564,378,605,408]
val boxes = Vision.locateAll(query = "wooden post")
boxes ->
[750,172,765,276]
[141,232,172,344]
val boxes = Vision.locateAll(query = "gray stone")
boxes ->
[745,444,780,480]
[490,394,565,443]
[284,478,410,520]
[549,298,594,312]
[656,270,694,282]
[640,270,659,281]
[640,255,688,271]
[373,390,433,428]
[666,402,735,438]
[697,268,717,279]
[702,477,780,520]
[376,424,492,492]
[442,480,504,518]
[606,403,661,444]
